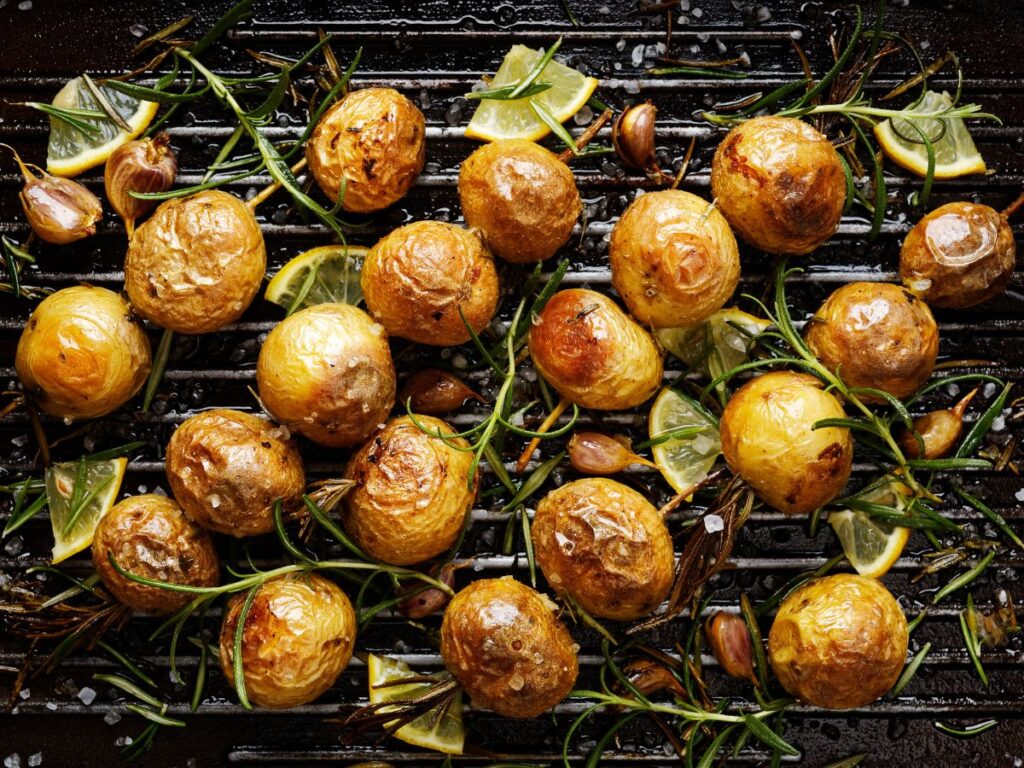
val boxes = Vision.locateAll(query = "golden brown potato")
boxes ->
[219,573,356,710]
[720,372,852,514]
[124,190,265,334]
[533,478,673,621]
[165,409,305,537]
[92,494,219,615]
[768,573,908,709]
[341,415,477,565]
[710,116,845,255]
[440,577,578,718]
[459,139,581,263]
[609,189,740,327]
[900,201,1016,308]
[16,285,151,420]
[256,303,396,448]
[528,289,663,410]
[305,87,425,213]
[805,282,938,400]
[361,221,499,346]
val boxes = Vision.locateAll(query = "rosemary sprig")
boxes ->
[934,719,998,738]
[891,641,931,695]
[959,593,988,686]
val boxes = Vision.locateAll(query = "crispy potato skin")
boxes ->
[720,372,852,514]
[92,494,219,615]
[610,190,740,327]
[440,577,578,718]
[166,409,305,537]
[805,282,938,400]
[528,289,663,410]
[342,415,477,565]
[533,478,673,621]
[769,573,908,709]
[459,139,581,264]
[900,201,1016,308]
[256,303,396,448]
[305,87,425,213]
[362,221,499,346]
[125,190,265,334]
[16,285,151,420]
[219,573,356,710]
[711,116,845,255]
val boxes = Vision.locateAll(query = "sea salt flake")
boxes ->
[704,514,725,533]
[77,687,96,706]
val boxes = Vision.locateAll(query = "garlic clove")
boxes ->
[104,132,177,237]
[567,431,657,475]
[705,611,757,684]
[612,100,659,172]
[399,368,484,415]
[899,387,978,459]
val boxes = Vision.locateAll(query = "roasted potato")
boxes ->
[533,478,673,621]
[165,409,305,537]
[305,87,425,213]
[459,139,581,263]
[256,303,396,448]
[900,201,1017,308]
[16,285,151,420]
[711,116,845,255]
[768,573,908,709]
[361,221,499,346]
[440,577,578,718]
[341,415,477,565]
[528,289,663,410]
[92,494,219,615]
[609,189,740,327]
[124,190,265,334]
[805,282,938,400]
[720,372,852,514]
[219,573,356,709]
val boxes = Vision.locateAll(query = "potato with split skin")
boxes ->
[165,409,305,537]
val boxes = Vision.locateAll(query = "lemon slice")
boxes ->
[465,44,598,142]
[874,90,986,179]
[46,457,127,563]
[367,654,465,755]
[264,245,368,313]
[648,387,721,495]
[46,76,159,177]
[828,482,911,579]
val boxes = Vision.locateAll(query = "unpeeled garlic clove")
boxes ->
[399,369,484,415]
[612,100,660,173]
[567,431,656,475]
[396,562,458,619]
[105,132,177,237]
[899,387,978,460]
[705,611,757,684]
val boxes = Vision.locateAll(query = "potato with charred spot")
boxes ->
[361,221,499,346]
[440,577,578,719]
[805,282,938,400]
[610,189,740,327]
[533,478,673,621]
[711,116,846,255]
[219,573,356,710]
[459,139,581,264]
[16,285,151,420]
[769,573,908,709]
[166,409,305,537]
[92,494,219,615]
[528,289,663,410]
[720,372,852,515]
[341,415,477,565]
[305,87,425,213]
[256,303,396,448]
[125,190,265,334]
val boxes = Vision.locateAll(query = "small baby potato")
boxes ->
[768,573,908,709]
[219,573,356,710]
[341,415,477,565]
[533,478,673,621]
[92,494,219,616]
[256,303,396,448]
[125,190,265,334]
[165,409,305,537]
[720,372,852,515]
[711,116,846,255]
[610,189,740,327]
[528,289,663,410]
[440,577,578,719]
[805,282,938,400]
[16,285,151,420]
[305,87,426,213]
[459,139,581,263]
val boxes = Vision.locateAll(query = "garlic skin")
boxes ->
[6,146,102,244]
[105,132,177,236]
[612,101,659,172]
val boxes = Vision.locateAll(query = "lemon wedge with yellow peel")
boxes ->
[648,387,721,495]
[828,482,912,579]
[265,244,368,313]
[46,457,127,563]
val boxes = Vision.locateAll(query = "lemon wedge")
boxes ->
[828,482,911,579]
[46,457,127,563]
[265,244,368,313]
[648,387,721,495]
